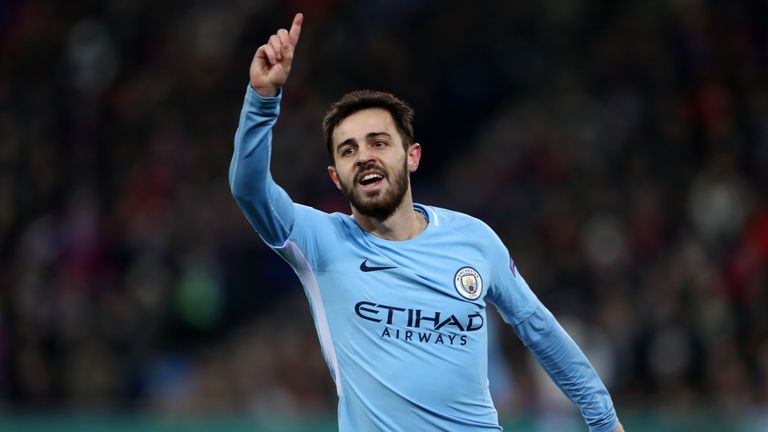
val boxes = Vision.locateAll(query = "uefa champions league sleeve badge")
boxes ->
[454,267,483,300]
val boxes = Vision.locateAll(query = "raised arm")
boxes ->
[229,13,304,247]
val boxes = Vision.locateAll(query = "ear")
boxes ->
[327,165,342,190]
[407,143,422,173]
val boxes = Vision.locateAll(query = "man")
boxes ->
[230,13,624,432]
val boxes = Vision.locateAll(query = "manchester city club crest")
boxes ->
[454,267,483,300]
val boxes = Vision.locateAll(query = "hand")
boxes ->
[249,12,303,97]
[614,423,625,432]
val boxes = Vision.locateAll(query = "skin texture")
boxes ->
[247,13,625,432]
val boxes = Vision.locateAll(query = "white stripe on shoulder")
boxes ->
[278,240,342,397]
[427,206,440,227]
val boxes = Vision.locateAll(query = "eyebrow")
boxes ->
[336,132,392,152]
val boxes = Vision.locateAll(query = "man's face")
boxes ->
[327,108,420,220]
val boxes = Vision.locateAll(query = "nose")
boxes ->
[355,145,376,166]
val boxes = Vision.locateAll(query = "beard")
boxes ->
[339,159,409,221]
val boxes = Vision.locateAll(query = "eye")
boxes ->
[374,140,387,148]
[341,147,355,157]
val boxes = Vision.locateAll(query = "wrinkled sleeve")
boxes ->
[485,232,619,432]
[229,85,296,247]
[512,305,620,432]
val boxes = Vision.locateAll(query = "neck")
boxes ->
[352,192,427,241]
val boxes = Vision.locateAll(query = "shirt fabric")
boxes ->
[229,85,619,432]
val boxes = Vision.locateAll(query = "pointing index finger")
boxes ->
[289,12,303,46]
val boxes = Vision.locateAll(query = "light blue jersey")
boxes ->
[230,85,619,432]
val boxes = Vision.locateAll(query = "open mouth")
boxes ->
[357,170,386,190]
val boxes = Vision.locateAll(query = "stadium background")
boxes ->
[1,1,767,431]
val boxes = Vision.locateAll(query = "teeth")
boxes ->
[362,173,383,182]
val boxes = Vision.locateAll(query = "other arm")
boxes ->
[487,237,623,432]
[512,304,624,432]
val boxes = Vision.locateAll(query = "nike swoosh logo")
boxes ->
[360,259,397,272]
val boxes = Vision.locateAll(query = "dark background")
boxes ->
[1,0,766,424]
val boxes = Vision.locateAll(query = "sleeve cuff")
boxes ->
[590,414,620,432]
[245,84,282,115]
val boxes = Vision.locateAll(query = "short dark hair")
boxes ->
[322,90,414,164]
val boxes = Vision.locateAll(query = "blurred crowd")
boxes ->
[1,0,767,419]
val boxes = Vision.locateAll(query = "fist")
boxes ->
[250,13,303,97]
